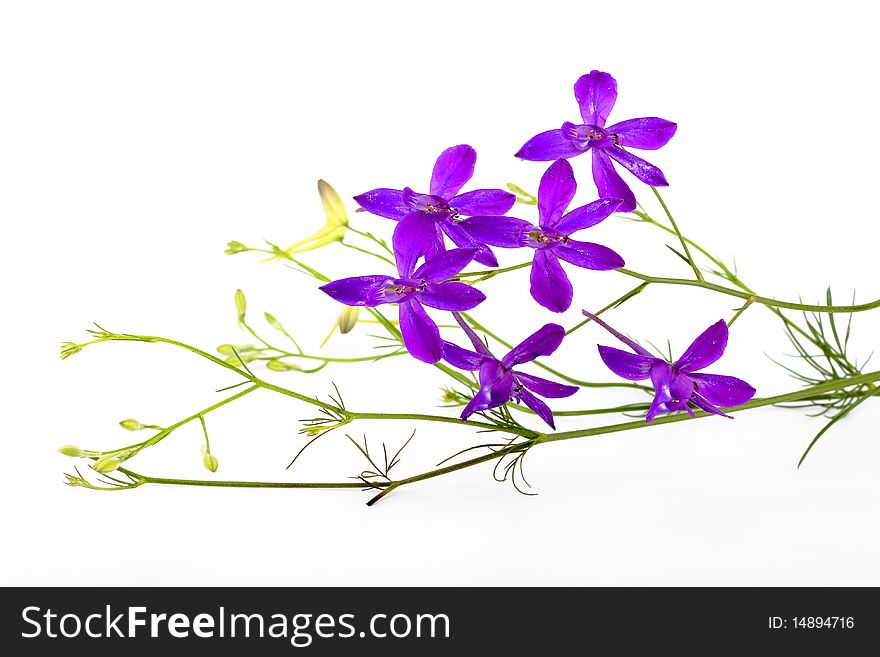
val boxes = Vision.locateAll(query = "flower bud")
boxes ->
[119,419,144,431]
[264,312,285,332]
[318,179,349,228]
[58,445,85,457]
[201,448,219,473]
[234,289,247,326]
[92,455,122,473]
[441,388,461,403]
[218,344,257,356]
[338,306,359,334]
[266,359,302,372]
[225,352,257,366]
[225,240,249,254]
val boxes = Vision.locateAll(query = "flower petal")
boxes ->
[417,247,477,283]
[515,129,584,161]
[451,189,516,216]
[515,372,578,398]
[398,298,442,363]
[673,320,729,372]
[591,150,637,212]
[555,197,623,234]
[645,396,666,423]
[517,388,556,429]
[418,282,486,311]
[480,360,514,405]
[442,341,484,371]
[689,394,731,419]
[597,345,658,380]
[606,117,677,150]
[574,70,617,127]
[537,159,577,229]
[605,146,669,186]
[353,188,409,220]
[319,275,394,307]
[691,373,756,407]
[460,364,512,419]
[457,216,532,248]
[554,239,624,271]
[460,392,494,419]
[503,323,566,368]
[393,212,443,277]
[430,144,476,199]
[529,249,573,313]
[440,220,498,267]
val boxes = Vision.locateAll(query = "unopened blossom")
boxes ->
[460,159,624,313]
[319,231,485,363]
[516,71,676,211]
[283,179,349,254]
[583,311,756,421]
[354,145,515,267]
[442,313,578,428]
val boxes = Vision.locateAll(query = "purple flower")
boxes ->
[583,311,756,422]
[515,71,676,212]
[443,313,578,428]
[353,144,516,267]
[460,159,624,313]
[319,240,485,364]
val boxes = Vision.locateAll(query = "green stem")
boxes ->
[349,411,532,436]
[105,384,260,457]
[544,369,880,443]
[346,225,394,256]
[457,261,532,281]
[565,282,649,335]
[118,467,366,490]
[109,369,880,501]
[616,268,880,314]
[340,240,395,266]
[630,210,870,368]
[650,187,704,282]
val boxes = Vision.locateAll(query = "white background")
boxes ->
[2,0,879,586]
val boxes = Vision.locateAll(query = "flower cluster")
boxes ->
[320,70,754,427]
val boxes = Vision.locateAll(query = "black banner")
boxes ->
[1,587,876,654]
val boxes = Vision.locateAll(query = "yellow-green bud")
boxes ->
[225,240,249,254]
[318,179,349,228]
[92,455,122,473]
[225,352,257,366]
[338,306,360,334]
[201,448,219,473]
[58,445,85,457]
[218,344,257,356]
[234,289,247,326]
[266,359,302,372]
[441,388,461,403]
[264,312,285,333]
[119,419,144,431]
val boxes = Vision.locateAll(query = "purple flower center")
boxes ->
[562,122,620,150]
[526,229,570,249]
[653,364,703,412]
[407,193,459,218]
[384,277,427,301]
